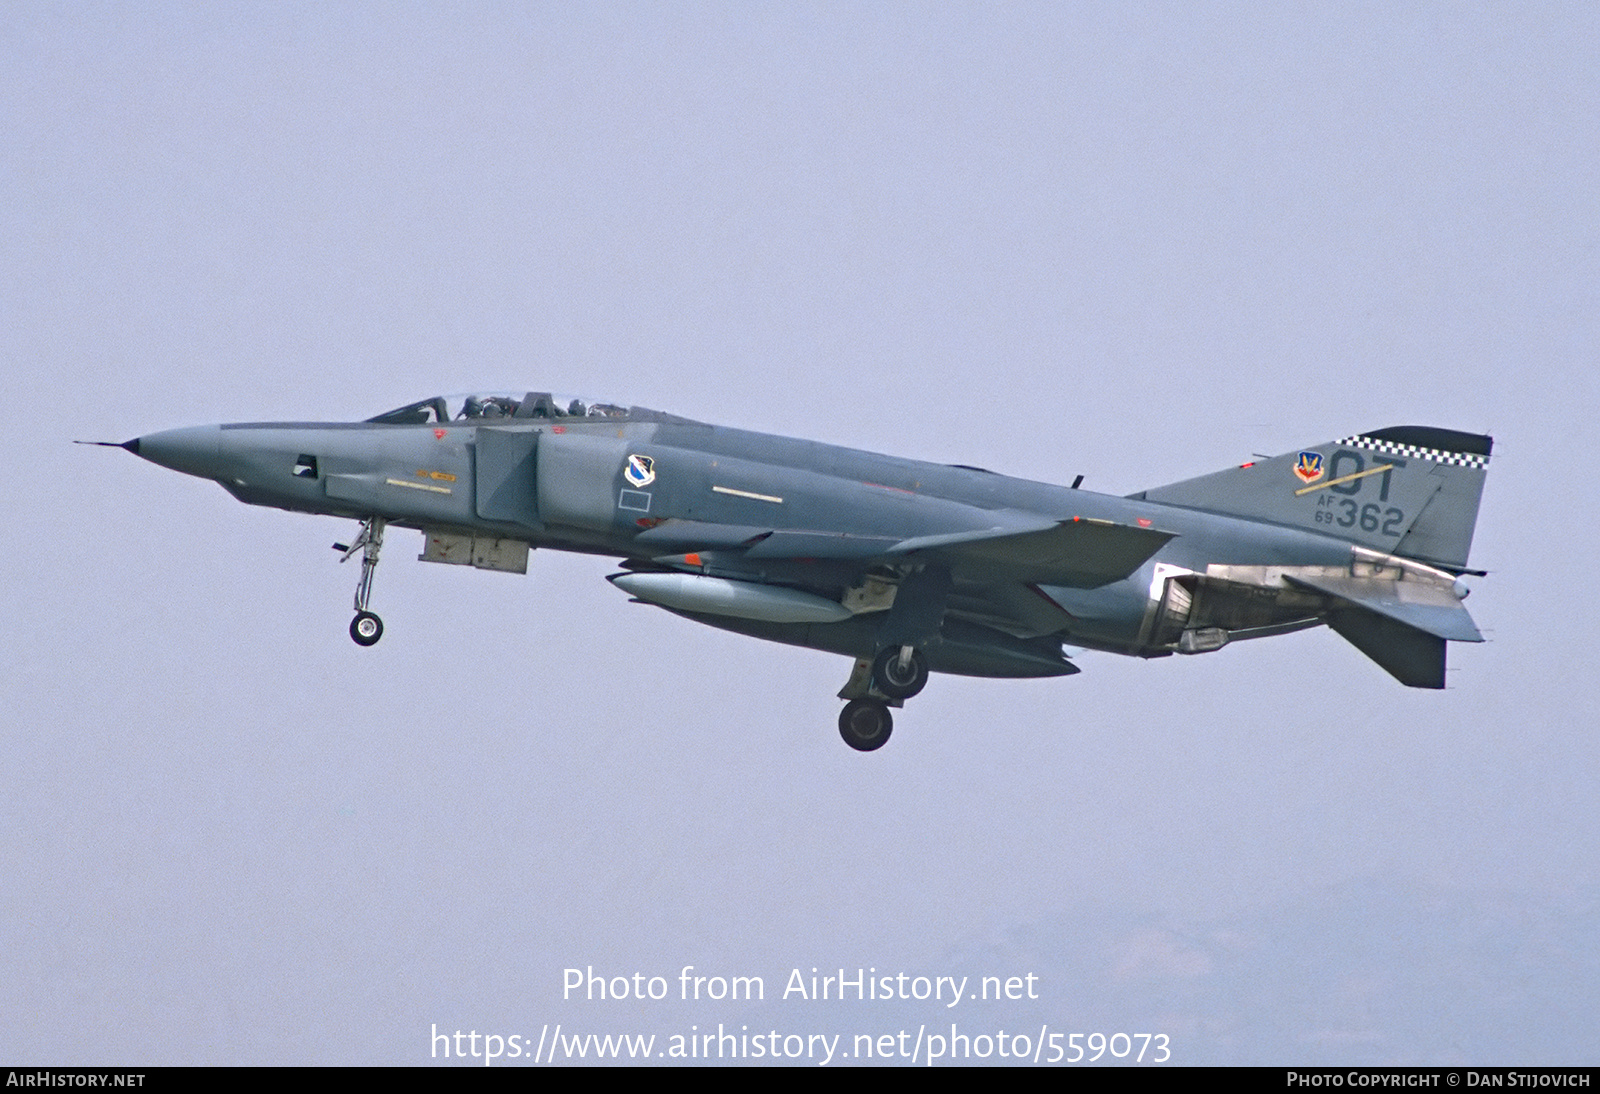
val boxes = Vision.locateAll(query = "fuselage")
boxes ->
[132,400,1354,670]
[116,395,1491,749]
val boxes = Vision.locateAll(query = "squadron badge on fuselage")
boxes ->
[625,454,657,488]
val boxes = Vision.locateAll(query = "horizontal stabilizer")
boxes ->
[1285,573,1483,643]
[891,518,1175,587]
[1325,608,1448,689]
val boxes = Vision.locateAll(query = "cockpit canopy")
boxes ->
[367,392,633,425]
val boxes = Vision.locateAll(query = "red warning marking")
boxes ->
[433,429,446,440]
[1137,518,1152,527]
[684,553,703,567]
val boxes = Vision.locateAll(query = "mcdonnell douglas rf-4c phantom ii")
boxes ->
[103,391,1492,751]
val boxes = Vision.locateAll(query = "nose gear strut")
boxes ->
[336,517,386,646]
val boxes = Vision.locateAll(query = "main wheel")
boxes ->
[350,611,384,646]
[838,699,893,751]
[871,646,929,700]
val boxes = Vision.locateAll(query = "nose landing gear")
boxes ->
[350,610,383,646]
[336,517,386,646]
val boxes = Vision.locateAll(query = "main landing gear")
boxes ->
[336,517,386,646]
[835,645,930,751]
[871,644,928,700]
[839,699,893,751]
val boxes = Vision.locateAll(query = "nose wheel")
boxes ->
[350,610,383,646]
[336,517,386,646]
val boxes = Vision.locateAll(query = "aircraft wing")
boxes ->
[633,520,774,550]
[635,520,905,559]
[886,518,1175,587]
[633,516,1173,588]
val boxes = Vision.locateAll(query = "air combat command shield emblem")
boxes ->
[1294,450,1324,484]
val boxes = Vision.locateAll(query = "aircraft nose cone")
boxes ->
[131,425,223,480]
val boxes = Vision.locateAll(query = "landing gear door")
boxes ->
[535,430,633,532]
[475,428,541,529]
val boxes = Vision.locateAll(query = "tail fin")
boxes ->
[1134,426,1492,571]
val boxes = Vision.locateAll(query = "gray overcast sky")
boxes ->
[4,2,1597,1065]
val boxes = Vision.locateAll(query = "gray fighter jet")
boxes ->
[100,391,1492,751]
